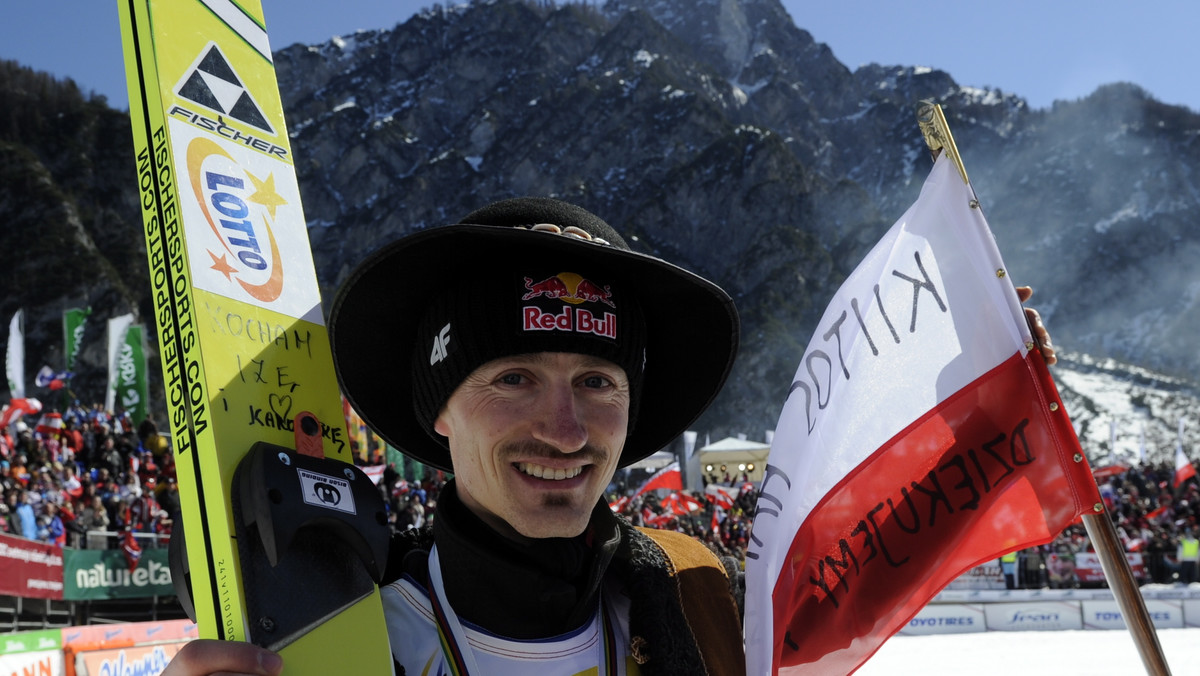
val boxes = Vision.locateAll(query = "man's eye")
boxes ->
[582,375,612,389]
[497,373,525,386]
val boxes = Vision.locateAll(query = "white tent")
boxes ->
[698,436,770,481]
[626,449,676,470]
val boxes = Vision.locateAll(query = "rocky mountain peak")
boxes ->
[3,0,1200,452]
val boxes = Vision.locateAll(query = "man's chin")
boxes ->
[507,501,593,540]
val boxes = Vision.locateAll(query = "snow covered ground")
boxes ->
[856,627,1199,675]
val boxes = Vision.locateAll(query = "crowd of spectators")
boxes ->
[377,463,445,533]
[6,402,1198,595]
[1003,459,1200,589]
[371,463,759,566]
[609,470,758,566]
[0,402,178,550]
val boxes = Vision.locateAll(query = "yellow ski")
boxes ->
[117,1,393,672]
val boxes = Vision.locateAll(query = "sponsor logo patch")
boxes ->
[521,272,617,339]
[175,42,275,134]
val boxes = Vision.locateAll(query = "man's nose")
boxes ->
[531,382,588,453]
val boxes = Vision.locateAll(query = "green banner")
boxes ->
[63,307,91,371]
[113,324,150,425]
[63,547,173,600]
[0,628,61,655]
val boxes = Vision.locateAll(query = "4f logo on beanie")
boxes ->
[429,323,452,365]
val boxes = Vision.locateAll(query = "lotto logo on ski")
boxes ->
[189,135,285,302]
[171,120,323,323]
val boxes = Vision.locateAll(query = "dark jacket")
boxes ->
[385,497,744,675]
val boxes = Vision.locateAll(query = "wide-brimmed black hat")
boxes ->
[328,197,739,471]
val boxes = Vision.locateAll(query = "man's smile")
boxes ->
[514,462,586,481]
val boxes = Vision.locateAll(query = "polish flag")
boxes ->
[744,155,1102,675]
[633,461,683,497]
[705,484,737,509]
[661,491,704,516]
[1175,446,1196,488]
[35,411,65,439]
[0,397,42,429]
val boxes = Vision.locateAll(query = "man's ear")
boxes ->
[433,410,450,438]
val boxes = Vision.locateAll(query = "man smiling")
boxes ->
[161,197,745,676]
[331,197,745,675]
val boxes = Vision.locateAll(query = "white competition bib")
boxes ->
[382,545,642,676]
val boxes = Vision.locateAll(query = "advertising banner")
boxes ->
[0,532,64,599]
[113,324,150,425]
[1072,552,1146,584]
[0,650,63,676]
[983,601,1083,631]
[0,629,64,676]
[945,562,1006,591]
[104,314,134,413]
[1082,599,1184,629]
[899,604,986,635]
[62,547,173,600]
[79,643,187,676]
[1,629,62,654]
[62,619,198,648]
[64,307,91,371]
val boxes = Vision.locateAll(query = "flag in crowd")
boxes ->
[104,314,133,413]
[35,365,74,390]
[705,484,738,509]
[0,397,42,429]
[660,491,704,515]
[1176,444,1197,489]
[7,309,24,399]
[1109,418,1119,465]
[632,461,683,497]
[744,155,1103,675]
[35,410,65,439]
[105,315,149,425]
[121,530,143,574]
[63,306,91,371]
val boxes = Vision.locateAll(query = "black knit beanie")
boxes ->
[410,268,647,442]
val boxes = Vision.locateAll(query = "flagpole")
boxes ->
[1081,509,1171,675]
[917,101,1172,676]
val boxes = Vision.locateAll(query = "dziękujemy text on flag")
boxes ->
[744,154,1103,675]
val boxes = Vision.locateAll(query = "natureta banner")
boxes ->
[62,547,173,600]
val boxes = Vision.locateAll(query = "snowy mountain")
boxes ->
[2,0,1199,462]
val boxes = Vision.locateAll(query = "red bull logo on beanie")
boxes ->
[521,272,617,339]
[523,273,615,307]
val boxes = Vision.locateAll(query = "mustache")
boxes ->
[499,439,610,465]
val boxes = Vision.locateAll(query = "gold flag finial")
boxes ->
[917,101,969,184]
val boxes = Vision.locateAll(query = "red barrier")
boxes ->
[0,532,64,600]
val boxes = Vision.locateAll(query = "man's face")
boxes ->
[434,352,629,540]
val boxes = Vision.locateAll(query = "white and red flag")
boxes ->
[633,461,683,497]
[0,397,42,430]
[705,484,738,509]
[35,411,65,439]
[661,491,704,516]
[745,155,1102,674]
[1175,447,1196,489]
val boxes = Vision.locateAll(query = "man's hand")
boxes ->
[162,640,282,676]
[1016,286,1056,366]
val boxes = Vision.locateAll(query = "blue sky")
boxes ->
[2,1,1197,113]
